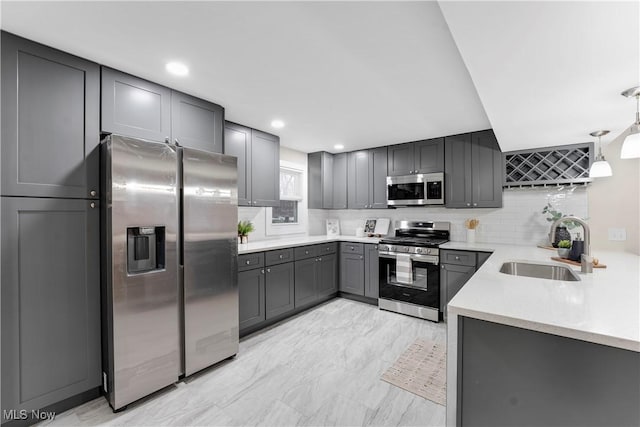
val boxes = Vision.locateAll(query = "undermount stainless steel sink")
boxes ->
[499,261,581,281]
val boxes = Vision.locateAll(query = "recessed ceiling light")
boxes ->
[271,120,285,129]
[165,61,189,76]
[334,144,344,150]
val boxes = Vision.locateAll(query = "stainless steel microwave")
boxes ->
[386,173,444,206]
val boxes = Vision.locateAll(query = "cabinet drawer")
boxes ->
[318,242,337,255]
[265,248,294,266]
[340,242,364,255]
[238,253,265,272]
[295,245,318,260]
[441,250,476,267]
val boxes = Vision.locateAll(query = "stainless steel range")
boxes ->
[378,221,450,322]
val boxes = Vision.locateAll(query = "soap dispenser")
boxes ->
[569,232,584,262]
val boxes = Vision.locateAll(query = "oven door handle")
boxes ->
[378,252,438,264]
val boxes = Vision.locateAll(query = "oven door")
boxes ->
[378,253,440,309]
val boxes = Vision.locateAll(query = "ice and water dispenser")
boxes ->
[127,226,166,274]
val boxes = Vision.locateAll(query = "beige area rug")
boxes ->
[381,338,446,406]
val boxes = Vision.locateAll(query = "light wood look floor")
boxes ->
[41,299,447,426]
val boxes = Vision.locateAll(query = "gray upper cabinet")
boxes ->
[1,197,100,415]
[445,130,502,208]
[333,153,348,209]
[347,147,388,209]
[171,91,224,153]
[224,122,251,206]
[308,151,347,209]
[388,138,444,176]
[1,32,100,199]
[101,67,171,143]
[224,122,280,207]
[102,68,224,153]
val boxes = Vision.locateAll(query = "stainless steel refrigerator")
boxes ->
[101,134,238,411]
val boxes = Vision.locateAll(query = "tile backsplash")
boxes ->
[309,186,588,246]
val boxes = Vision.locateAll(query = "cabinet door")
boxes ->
[440,263,476,318]
[238,268,266,331]
[472,130,503,208]
[387,143,414,176]
[347,150,370,209]
[1,197,100,414]
[445,133,473,208]
[364,244,379,299]
[332,153,348,209]
[340,253,365,295]
[251,129,280,207]
[415,138,445,174]
[294,258,317,307]
[317,253,338,297]
[322,153,334,209]
[369,147,388,209]
[1,32,100,199]
[265,262,294,319]
[101,67,171,143]
[224,122,251,206]
[307,152,323,209]
[171,91,224,153]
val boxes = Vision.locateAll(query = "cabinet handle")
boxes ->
[165,137,170,144]
[90,202,96,209]
[267,268,271,273]
[455,256,460,260]
[174,138,181,146]
[90,190,97,197]
[466,203,471,207]
[442,265,445,269]
[279,254,284,259]
[360,256,363,259]
[261,269,265,274]
[326,248,330,251]
[246,260,251,265]
[473,203,477,207]
[318,257,322,261]
[305,251,309,254]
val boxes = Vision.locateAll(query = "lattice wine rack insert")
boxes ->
[503,142,593,187]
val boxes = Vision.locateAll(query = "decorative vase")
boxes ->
[239,235,248,244]
[557,248,571,258]
[552,226,571,248]
[466,229,476,243]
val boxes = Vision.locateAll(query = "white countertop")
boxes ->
[448,243,640,352]
[238,235,382,254]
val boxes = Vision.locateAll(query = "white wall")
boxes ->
[309,187,589,247]
[588,131,640,255]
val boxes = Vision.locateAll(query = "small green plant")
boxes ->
[237,220,254,236]
[557,240,572,249]
[541,203,581,230]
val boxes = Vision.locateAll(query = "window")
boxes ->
[271,166,303,225]
[266,160,307,236]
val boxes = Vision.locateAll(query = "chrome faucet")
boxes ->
[549,216,592,273]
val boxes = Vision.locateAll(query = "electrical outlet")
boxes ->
[608,228,627,241]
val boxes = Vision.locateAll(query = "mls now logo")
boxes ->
[3,409,55,421]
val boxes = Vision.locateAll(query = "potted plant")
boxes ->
[238,220,254,244]
[542,203,580,247]
[557,240,572,258]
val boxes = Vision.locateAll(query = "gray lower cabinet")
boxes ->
[1,197,101,417]
[340,252,365,294]
[364,244,379,299]
[294,257,317,307]
[440,250,492,318]
[347,147,388,209]
[171,91,224,153]
[102,67,224,153]
[459,316,640,427]
[265,262,295,319]
[445,130,502,208]
[317,253,338,297]
[387,138,444,176]
[1,31,100,200]
[224,121,280,207]
[238,267,266,331]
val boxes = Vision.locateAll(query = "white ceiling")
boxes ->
[1,1,638,154]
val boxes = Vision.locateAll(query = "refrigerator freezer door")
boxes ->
[103,135,180,410]
[182,148,239,376]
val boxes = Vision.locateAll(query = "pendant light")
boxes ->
[620,86,640,159]
[589,130,612,177]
